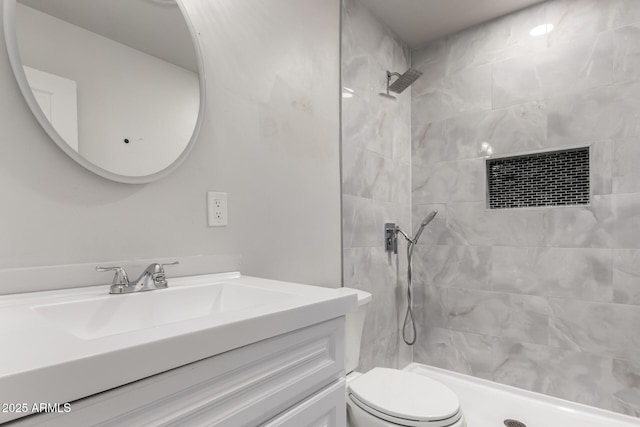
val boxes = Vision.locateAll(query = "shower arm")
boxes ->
[386,71,402,88]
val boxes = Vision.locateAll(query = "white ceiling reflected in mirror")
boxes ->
[2,0,205,183]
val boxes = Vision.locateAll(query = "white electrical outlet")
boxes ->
[207,192,228,227]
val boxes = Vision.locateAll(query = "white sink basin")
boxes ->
[0,272,357,424]
[32,282,295,340]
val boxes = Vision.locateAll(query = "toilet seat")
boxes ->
[347,368,462,427]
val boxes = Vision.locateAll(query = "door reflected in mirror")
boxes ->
[6,0,204,182]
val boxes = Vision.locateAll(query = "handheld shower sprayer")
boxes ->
[413,210,438,245]
[386,210,438,345]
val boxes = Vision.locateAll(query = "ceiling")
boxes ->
[360,0,547,48]
[18,0,198,72]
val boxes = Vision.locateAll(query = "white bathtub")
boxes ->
[405,363,639,427]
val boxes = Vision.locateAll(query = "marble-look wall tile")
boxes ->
[546,0,616,46]
[343,246,405,340]
[414,284,448,330]
[388,161,411,206]
[392,121,411,165]
[342,53,372,99]
[359,330,413,373]
[612,194,640,249]
[343,149,410,204]
[545,195,614,248]
[342,0,412,373]
[416,329,615,410]
[342,195,378,248]
[446,102,548,159]
[549,298,640,362]
[341,146,374,199]
[613,249,640,305]
[346,250,409,349]
[445,3,548,75]
[411,121,448,166]
[344,246,402,289]
[343,197,409,249]
[491,55,540,109]
[493,342,613,410]
[410,0,640,416]
[447,202,547,247]
[545,0,640,47]
[412,158,485,204]
[411,102,547,170]
[492,247,613,301]
[412,66,492,124]
[411,40,447,89]
[609,0,640,28]
[342,0,384,65]
[413,326,463,373]
[414,326,496,380]
[614,24,640,84]
[613,137,640,194]
[547,80,640,146]
[412,245,492,290]
[591,140,613,195]
[342,94,373,151]
[493,31,613,108]
[445,288,548,345]
[612,358,640,417]
[364,103,396,159]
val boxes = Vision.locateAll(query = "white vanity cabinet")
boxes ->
[9,318,346,427]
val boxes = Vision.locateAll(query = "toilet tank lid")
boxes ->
[337,288,372,306]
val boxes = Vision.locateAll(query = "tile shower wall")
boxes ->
[341,0,412,372]
[411,0,640,416]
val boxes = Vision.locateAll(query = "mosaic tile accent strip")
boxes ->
[487,147,590,209]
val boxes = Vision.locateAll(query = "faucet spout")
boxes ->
[131,263,166,292]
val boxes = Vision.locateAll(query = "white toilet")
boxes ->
[340,288,466,427]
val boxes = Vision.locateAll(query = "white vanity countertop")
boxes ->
[0,273,356,423]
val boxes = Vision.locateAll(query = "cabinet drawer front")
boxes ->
[12,318,345,427]
[261,378,346,427]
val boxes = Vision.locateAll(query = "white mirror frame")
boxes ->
[2,0,206,184]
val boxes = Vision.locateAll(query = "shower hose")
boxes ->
[403,238,417,345]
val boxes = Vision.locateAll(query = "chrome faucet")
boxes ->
[97,262,179,294]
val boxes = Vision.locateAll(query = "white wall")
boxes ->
[16,4,199,177]
[0,0,341,293]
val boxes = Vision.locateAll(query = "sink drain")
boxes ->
[504,420,526,427]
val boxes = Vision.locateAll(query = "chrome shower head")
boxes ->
[413,210,438,244]
[378,92,397,100]
[387,68,423,94]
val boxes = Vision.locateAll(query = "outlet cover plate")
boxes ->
[207,192,228,227]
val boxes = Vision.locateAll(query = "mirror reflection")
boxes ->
[14,0,201,178]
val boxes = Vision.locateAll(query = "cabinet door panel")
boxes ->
[10,318,345,427]
[261,378,346,427]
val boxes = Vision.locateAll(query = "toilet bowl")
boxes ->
[339,288,466,427]
[346,368,465,427]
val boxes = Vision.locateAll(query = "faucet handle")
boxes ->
[153,261,179,288]
[96,266,130,286]
[161,261,179,270]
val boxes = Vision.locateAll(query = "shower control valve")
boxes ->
[384,222,398,254]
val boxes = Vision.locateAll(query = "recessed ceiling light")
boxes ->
[530,23,554,37]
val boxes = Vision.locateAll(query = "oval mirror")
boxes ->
[3,0,205,184]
